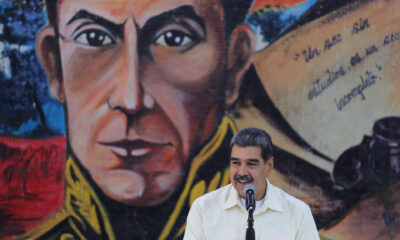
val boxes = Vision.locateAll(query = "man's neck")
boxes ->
[239,194,266,210]
[255,184,267,201]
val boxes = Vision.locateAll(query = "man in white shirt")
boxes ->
[184,127,320,240]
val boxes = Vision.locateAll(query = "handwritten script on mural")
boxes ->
[253,0,400,161]
[305,17,398,111]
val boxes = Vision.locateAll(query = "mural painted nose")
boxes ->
[108,19,154,115]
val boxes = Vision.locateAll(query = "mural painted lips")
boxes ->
[98,139,172,159]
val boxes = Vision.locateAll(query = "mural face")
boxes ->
[1,0,400,239]
[36,0,246,206]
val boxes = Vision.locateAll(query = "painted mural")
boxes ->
[0,0,399,239]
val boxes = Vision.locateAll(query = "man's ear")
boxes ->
[225,23,255,105]
[265,157,274,177]
[36,26,65,103]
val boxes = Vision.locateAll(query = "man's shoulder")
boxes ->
[270,182,310,212]
[192,184,232,206]
[269,182,318,236]
[18,209,72,239]
[18,207,106,240]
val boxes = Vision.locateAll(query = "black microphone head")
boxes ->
[244,184,256,211]
[244,184,256,194]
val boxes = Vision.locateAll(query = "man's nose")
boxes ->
[238,164,249,175]
[108,19,154,115]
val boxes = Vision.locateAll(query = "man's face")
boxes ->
[36,0,253,206]
[230,145,274,200]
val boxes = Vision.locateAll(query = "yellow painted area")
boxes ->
[189,180,206,207]
[207,171,221,193]
[65,158,116,239]
[173,223,187,239]
[69,219,87,240]
[222,167,231,186]
[60,233,76,240]
[18,210,68,239]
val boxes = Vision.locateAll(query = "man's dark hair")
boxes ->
[230,127,273,162]
[44,0,253,36]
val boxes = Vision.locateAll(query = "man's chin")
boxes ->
[97,169,146,203]
[121,191,173,206]
[233,181,253,198]
[232,184,243,197]
[97,170,179,206]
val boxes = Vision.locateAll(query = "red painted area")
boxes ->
[252,0,307,11]
[0,136,66,240]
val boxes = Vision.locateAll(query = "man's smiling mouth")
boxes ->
[234,175,254,184]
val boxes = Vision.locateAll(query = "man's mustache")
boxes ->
[234,175,254,182]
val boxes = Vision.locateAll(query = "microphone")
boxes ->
[244,184,256,240]
[244,184,256,212]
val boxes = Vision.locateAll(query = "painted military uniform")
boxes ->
[21,117,236,240]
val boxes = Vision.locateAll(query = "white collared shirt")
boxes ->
[184,180,320,240]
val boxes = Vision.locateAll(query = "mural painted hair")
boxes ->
[230,127,273,162]
[219,0,254,33]
[44,0,253,34]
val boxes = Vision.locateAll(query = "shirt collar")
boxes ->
[222,179,284,213]
[258,179,283,213]
[223,184,242,210]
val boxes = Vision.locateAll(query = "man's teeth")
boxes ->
[111,147,150,157]
[112,147,128,157]
[130,148,150,156]
[238,180,251,183]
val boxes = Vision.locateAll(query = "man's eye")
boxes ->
[154,30,193,47]
[74,29,114,47]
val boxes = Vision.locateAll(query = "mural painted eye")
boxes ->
[155,30,193,47]
[74,29,114,47]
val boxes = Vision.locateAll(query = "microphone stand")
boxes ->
[246,206,255,240]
